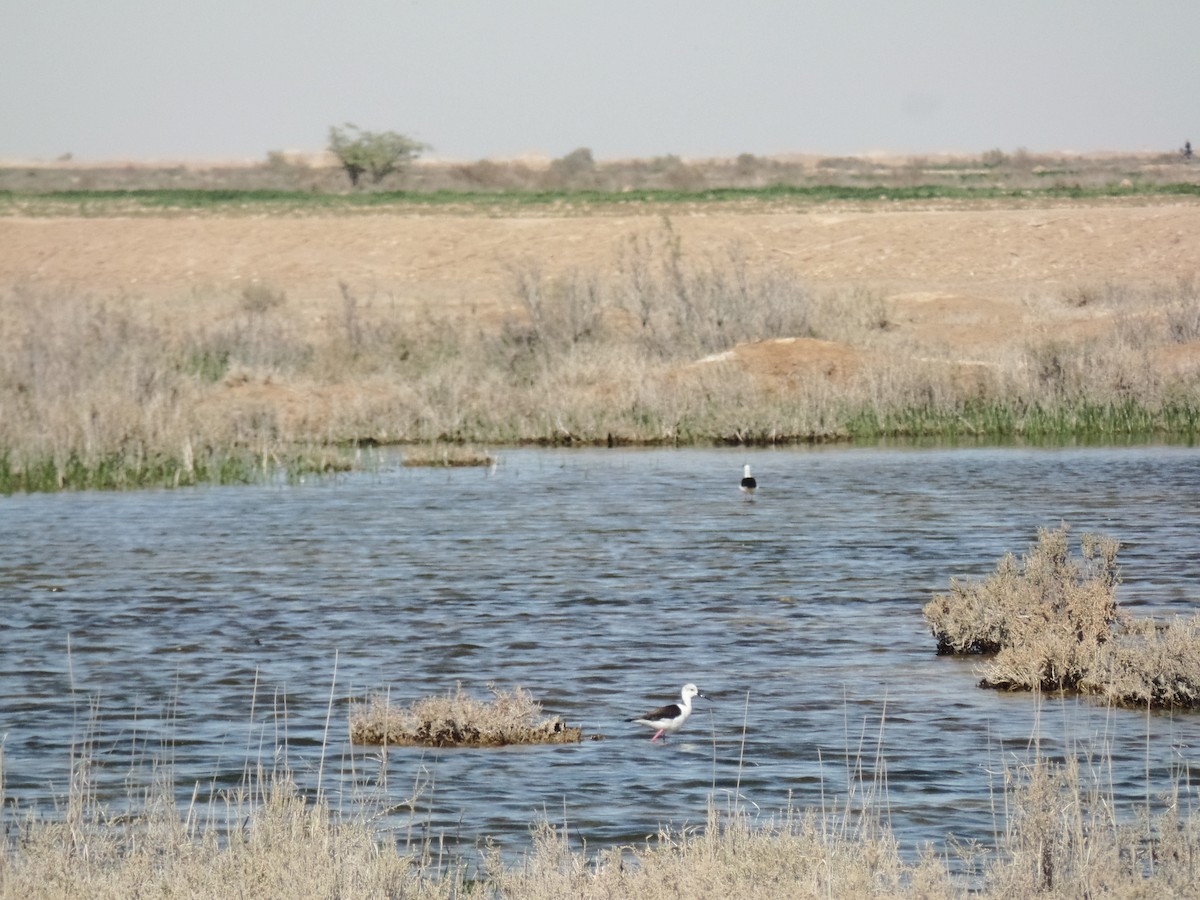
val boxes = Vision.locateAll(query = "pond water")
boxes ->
[2,445,1200,863]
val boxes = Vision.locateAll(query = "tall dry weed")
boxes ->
[5,709,1200,897]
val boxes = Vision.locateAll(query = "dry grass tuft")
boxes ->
[0,771,443,900]
[981,754,1200,897]
[349,683,583,747]
[924,525,1200,708]
[487,803,946,900]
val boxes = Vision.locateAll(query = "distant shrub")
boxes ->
[327,123,427,188]
[981,148,1007,168]
[552,147,595,176]
[240,282,287,314]
[546,147,596,187]
[735,152,760,176]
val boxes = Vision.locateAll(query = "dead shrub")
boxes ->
[926,525,1200,708]
[1083,613,1200,708]
[924,525,1122,660]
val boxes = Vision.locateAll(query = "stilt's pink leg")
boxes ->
[652,730,664,742]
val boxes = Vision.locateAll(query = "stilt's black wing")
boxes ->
[629,702,682,723]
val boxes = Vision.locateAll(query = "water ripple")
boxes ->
[2,445,1199,859]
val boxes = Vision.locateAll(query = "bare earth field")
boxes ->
[4,199,1198,360]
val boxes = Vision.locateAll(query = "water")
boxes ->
[2,445,1200,861]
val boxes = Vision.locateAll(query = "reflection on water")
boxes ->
[2,445,1200,857]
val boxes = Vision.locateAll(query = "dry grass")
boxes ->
[349,683,583,747]
[0,769,452,900]
[4,745,1199,898]
[924,525,1200,708]
[980,753,1200,897]
[487,803,949,900]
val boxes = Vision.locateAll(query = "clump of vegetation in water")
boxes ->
[924,524,1200,707]
[401,445,496,468]
[350,683,582,747]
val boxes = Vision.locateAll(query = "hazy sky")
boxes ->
[4,1,1196,162]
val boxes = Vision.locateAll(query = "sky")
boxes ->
[4,1,1197,163]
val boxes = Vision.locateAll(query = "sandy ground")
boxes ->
[3,199,1199,379]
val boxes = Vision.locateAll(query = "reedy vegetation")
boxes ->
[3,730,1198,898]
[2,226,1200,491]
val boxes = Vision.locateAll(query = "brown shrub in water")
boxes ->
[925,525,1200,709]
[925,525,1122,657]
[1083,613,1200,708]
[349,683,582,747]
[401,444,496,468]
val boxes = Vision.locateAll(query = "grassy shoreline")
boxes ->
[3,153,1199,492]
[3,227,1199,492]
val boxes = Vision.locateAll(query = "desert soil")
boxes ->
[3,199,1199,378]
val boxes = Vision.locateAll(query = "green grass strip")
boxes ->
[3,180,1199,214]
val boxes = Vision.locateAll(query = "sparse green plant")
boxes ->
[327,123,427,187]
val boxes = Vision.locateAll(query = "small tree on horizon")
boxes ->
[327,123,428,187]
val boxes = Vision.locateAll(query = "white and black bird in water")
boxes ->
[627,683,706,743]
[740,464,757,494]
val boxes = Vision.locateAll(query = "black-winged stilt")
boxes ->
[627,683,705,742]
[740,464,757,493]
